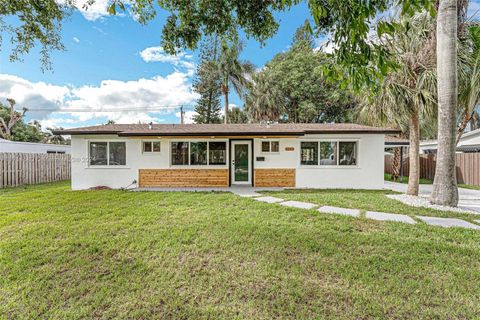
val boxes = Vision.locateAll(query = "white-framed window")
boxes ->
[89,141,126,166]
[143,141,161,153]
[171,141,227,166]
[261,141,280,153]
[300,140,357,166]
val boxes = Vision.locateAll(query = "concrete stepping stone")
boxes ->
[366,211,416,224]
[254,196,284,204]
[318,206,360,217]
[416,216,480,230]
[475,220,480,224]
[279,200,317,210]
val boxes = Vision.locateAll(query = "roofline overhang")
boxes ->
[54,129,401,136]
[385,142,410,146]
[117,131,305,137]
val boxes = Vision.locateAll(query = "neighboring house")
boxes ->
[55,123,399,190]
[0,138,71,154]
[421,128,480,154]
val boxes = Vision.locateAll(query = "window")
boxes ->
[300,142,318,165]
[171,142,189,165]
[209,142,227,165]
[143,141,161,153]
[190,142,207,165]
[301,140,358,167]
[171,141,227,166]
[320,142,337,165]
[261,141,280,153]
[89,141,126,166]
[89,142,107,165]
[339,142,357,166]
[109,142,126,165]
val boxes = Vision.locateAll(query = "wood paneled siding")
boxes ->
[254,169,296,187]
[0,153,70,188]
[139,169,229,187]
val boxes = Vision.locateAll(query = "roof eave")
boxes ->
[117,131,305,137]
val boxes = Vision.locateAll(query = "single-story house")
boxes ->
[421,128,480,154]
[55,123,399,190]
[0,138,71,154]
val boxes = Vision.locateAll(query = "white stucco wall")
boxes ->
[71,135,229,190]
[253,134,384,189]
[71,133,385,190]
[0,138,71,154]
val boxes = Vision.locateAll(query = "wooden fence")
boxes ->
[385,153,480,186]
[0,153,70,188]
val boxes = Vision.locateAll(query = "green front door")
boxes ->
[232,141,251,185]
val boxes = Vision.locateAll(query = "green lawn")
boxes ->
[1,182,480,319]
[384,173,434,184]
[264,188,480,221]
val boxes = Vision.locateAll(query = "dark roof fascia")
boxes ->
[117,131,305,137]
[385,142,410,146]
[305,129,402,135]
[51,130,123,135]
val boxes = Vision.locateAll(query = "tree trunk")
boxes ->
[407,112,420,196]
[431,0,459,206]
[223,86,229,124]
[392,147,401,181]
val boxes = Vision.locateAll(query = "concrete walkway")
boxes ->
[251,191,480,230]
[385,181,480,212]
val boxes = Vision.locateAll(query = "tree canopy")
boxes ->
[0,0,73,70]
[245,24,357,123]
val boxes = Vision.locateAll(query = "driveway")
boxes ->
[385,181,480,212]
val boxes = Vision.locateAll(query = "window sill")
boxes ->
[169,165,229,169]
[298,165,360,169]
[86,166,131,169]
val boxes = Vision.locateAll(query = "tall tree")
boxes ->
[0,99,27,140]
[456,25,480,144]
[215,38,255,124]
[244,71,285,122]
[430,0,459,206]
[358,13,437,196]
[227,106,249,124]
[246,23,357,123]
[193,36,223,124]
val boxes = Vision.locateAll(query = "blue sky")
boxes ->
[2,1,480,129]
[0,2,314,128]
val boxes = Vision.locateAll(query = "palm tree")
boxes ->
[431,0,459,206]
[244,70,285,122]
[358,13,437,196]
[456,25,480,144]
[216,38,255,124]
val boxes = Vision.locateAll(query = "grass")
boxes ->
[1,182,480,319]
[458,183,480,191]
[385,173,480,191]
[265,188,480,221]
[384,173,433,184]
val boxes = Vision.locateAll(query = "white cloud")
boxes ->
[175,110,197,124]
[74,0,111,21]
[0,72,199,127]
[73,37,80,43]
[140,46,195,73]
